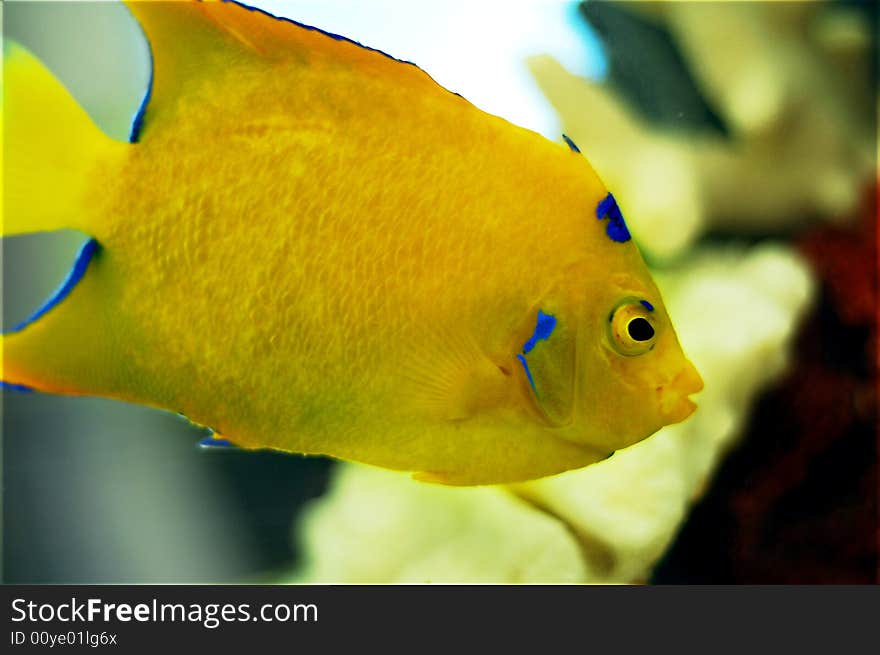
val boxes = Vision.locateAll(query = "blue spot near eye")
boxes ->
[562,134,581,153]
[640,300,654,311]
[596,193,631,243]
[1,380,34,393]
[3,239,100,335]
[199,436,236,449]
[522,310,557,354]
[516,354,536,391]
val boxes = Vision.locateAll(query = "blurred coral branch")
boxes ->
[528,0,874,260]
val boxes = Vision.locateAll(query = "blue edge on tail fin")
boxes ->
[1,239,100,393]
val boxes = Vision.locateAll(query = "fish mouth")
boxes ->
[662,395,699,424]
[658,362,704,424]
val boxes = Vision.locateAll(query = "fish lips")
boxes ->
[658,361,704,424]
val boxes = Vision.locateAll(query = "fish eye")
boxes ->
[608,300,657,356]
[627,317,654,341]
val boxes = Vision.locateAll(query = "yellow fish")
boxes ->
[1,0,703,485]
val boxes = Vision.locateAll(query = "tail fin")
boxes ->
[2,42,127,236]
[2,43,131,397]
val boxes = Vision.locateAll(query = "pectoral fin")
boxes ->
[399,326,520,422]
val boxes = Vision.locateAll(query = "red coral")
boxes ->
[653,181,878,584]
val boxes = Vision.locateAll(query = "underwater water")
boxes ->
[2,0,877,584]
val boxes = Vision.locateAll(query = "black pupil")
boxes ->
[627,317,654,342]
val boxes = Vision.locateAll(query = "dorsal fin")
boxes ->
[124,0,422,140]
[125,0,266,138]
[125,0,291,65]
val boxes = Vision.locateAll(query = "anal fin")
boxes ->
[1,241,123,398]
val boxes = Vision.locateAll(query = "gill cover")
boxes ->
[517,308,577,426]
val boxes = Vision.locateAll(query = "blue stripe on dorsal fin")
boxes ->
[562,134,580,153]
[128,27,153,143]
[222,0,420,67]
[3,238,100,335]
[128,0,457,142]
[596,192,631,243]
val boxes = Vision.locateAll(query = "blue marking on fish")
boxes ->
[128,19,154,143]
[199,435,236,448]
[226,0,420,68]
[129,1,464,138]
[516,354,536,391]
[596,192,631,243]
[1,380,35,393]
[523,310,557,354]
[562,134,581,153]
[518,310,557,393]
[640,300,654,311]
[3,239,100,335]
